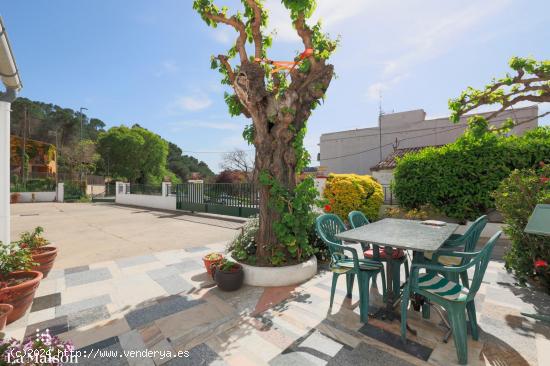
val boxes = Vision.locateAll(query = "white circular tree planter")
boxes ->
[231,255,318,287]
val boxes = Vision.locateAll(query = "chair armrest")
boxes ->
[411,253,480,274]
[328,242,360,270]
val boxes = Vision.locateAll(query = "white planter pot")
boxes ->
[232,255,318,287]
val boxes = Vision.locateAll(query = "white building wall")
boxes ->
[319,106,539,175]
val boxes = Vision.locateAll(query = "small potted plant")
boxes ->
[19,226,58,278]
[0,241,43,324]
[10,192,20,204]
[211,259,244,291]
[202,252,223,276]
[0,329,75,365]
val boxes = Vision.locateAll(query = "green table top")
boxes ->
[525,204,550,237]
[335,218,458,252]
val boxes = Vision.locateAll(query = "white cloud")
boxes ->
[366,0,512,98]
[175,95,212,111]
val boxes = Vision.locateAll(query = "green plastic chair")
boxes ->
[316,214,386,323]
[401,231,502,365]
[424,215,488,285]
[348,210,410,295]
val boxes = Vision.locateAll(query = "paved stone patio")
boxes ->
[4,241,550,365]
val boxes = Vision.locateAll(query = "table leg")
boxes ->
[385,246,396,321]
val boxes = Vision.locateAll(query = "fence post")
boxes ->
[162,182,170,197]
[57,182,64,203]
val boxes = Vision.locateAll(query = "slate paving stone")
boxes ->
[125,295,205,329]
[163,343,226,365]
[31,293,62,312]
[68,305,110,329]
[65,265,90,275]
[147,266,180,280]
[153,275,194,295]
[77,336,129,366]
[25,316,68,338]
[170,259,203,273]
[56,294,112,317]
[269,351,321,366]
[65,267,112,287]
[117,255,158,268]
[327,342,416,366]
[357,324,433,361]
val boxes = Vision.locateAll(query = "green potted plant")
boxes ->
[0,241,43,324]
[202,252,223,276]
[19,226,57,278]
[211,259,244,291]
[0,329,75,364]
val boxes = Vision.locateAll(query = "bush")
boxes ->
[493,163,550,290]
[393,126,550,221]
[227,214,330,264]
[323,174,384,222]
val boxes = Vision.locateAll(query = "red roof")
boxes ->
[371,146,439,171]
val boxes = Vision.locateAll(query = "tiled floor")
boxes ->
[4,243,550,366]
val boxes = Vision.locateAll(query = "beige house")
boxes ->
[318,106,539,176]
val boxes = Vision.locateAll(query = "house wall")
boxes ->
[319,106,539,175]
[371,170,393,186]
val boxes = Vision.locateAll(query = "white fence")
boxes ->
[12,183,64,203]
[115,182,176,211]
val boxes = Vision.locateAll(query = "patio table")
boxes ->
[335,218,458,323]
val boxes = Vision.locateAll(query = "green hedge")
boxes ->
[393,126,550,221]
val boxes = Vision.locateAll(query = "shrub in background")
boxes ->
[493,163,550,291]
[393,126,550,221]
[323,174,384,222]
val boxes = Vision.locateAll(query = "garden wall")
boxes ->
[16,191,57,203]
[115,182,176,211]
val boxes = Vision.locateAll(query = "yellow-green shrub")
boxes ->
[323,174,384,222]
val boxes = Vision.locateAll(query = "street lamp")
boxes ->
[0,16,23,245]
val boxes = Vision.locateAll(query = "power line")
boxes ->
[321,124,466,161]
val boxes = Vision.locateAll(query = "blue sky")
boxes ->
[2,0,549,172]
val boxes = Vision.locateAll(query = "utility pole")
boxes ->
[79,107,88,183]
[378,93,384,163]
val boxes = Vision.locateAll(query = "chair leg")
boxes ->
[466,301,479,341]
[346,273,355,298]
[404,258,410,280]
[379,268,387,303]
[358,272,370,323]
[329,273,339,310]
[401,284,410,341]
[448,304,468,365]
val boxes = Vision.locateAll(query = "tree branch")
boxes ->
[204,12,248,63]
[245,0,263,58]
[217,55,235,83]
[294,13,313,49]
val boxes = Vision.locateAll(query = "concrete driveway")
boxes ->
[10,203,242,269]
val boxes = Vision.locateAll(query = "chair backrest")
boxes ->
[348,211,369,229]
[467,231,501,300]
[463,215,488,252]
[315,214,346,254]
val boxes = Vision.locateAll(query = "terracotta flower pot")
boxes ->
[0,304,13,331]
[0,271,43,324]
[212,264,244,292]
[31,246,58,278]
[202,253,223,276]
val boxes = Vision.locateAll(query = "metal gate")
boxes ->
[176,182,259,218]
